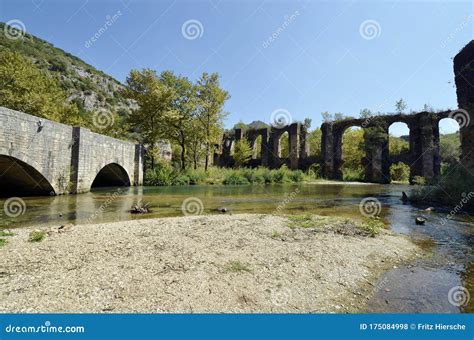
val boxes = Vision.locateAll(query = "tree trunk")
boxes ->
[180,132,186,170]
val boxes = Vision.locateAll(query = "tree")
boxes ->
[123,69,198,170]
[342,128,365,180]
[196,72,229,170]
[279,133,289,158]
[233,138,252,168]
[359,108,373,119]
[308,128,322,156]
[440,132,461,165]
[389,136,409,156]
[303,118,312,130]
[321,111,332,122]
[395,98,407,114]
[0,51,80,124]
[122,69,175,169]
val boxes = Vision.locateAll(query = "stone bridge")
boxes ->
[215,40,474,183]
[0,107,144,196]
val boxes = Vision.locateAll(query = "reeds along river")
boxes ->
[0,182,472,313]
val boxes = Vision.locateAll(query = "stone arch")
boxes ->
[0,155,55,197]
[386,121,411,182]
[436,117,462,174]
[331,120,363,180]
[90,163,131,189]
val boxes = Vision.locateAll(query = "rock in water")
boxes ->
[415,217,426,225]
[131,201,151,214]
[401,192,409,203]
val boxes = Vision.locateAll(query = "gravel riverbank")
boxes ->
[0,214,421,313]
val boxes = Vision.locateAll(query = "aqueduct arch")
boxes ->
[215,40,474,183]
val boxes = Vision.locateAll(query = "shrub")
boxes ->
[390,162,410,182]
[233,139,253,168]
[223,172,250,185]
[174,175,190,186]
[359,217,385,237]
[272,167,292,183]
[144,160,176,186]
[29,230,46,242]
[225,260,251,273]
[184,168,207,185]
[290,170,305,182]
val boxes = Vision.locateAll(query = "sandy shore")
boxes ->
[0,214,421,313]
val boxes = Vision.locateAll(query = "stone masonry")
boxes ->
[0,107,143,196]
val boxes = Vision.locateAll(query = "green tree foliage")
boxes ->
[389,135,409,155]
[308,128,322,156]
[390,162,410,182]
[440,132,461,166]
[395,98,407,113]
[196,72,230,170]
[0,51,81,124]
[321,111,332,122]
[342,128,365,180]
[233,139,253,168]
[123,69,228,170]
[279,132,289,158]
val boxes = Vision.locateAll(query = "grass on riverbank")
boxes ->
[286,214,385,237]
[28,230,46,242]
[145,162,316,186]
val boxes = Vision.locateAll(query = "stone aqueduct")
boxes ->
[0,41,472,196]
[215,41,474,183]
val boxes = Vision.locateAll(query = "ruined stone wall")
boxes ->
[454,40,474,171]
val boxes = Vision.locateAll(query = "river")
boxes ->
[0,182,472,313]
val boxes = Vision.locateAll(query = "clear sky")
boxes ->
[1,0,472,135]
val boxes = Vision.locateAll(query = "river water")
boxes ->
[0,183,472,313]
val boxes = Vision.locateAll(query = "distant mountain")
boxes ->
[0,22,135,115]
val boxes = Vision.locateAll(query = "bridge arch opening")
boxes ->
[0,155,55,197]
[91,163,131,189]
[388,122,411,183]
[438,118,461,175]
[251,135,262,160]
[341,126,365,181]
[279,131,289,158]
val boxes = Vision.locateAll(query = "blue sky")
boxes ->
[1,0,472,135]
